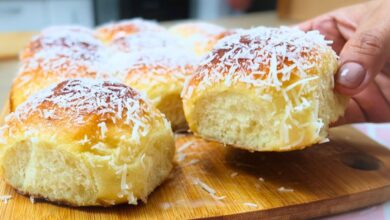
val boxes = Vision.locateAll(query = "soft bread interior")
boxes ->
[2,140,97,205]
[188,85,330,151]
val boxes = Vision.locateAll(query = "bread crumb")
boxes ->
[230,172,238,178]
[29,196,35,204]
[258,177,265,182]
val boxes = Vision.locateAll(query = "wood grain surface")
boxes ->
[0,113,389,220]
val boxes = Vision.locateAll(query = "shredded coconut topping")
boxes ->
[111,31,184,52]
[96,18,165,42]
[121,47,198,84]
[11,78,155,142]
[19,26,108,78]
[182,26,334,98]
[182,26,335,144]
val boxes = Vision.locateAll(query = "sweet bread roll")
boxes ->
[95,18,166,44]
[0,78,174,206]
[19,25,95,61]
[169,22,230,56]
[122,48,197,131]
[182,27,348,152]
[10,28,109,112]
[110,31,184,53]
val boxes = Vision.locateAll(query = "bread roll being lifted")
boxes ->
[182,27,347,152]
[0,79,175,206]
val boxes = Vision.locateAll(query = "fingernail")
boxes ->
[336,62,366,89]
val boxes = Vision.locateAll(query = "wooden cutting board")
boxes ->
[0,102,390,219]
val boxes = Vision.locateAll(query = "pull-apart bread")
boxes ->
[0,79,175,206]
[182,27,347,152]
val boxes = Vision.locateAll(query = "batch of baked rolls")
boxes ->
[0,18,347,206]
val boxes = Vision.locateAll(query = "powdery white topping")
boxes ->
[182,26,333,99]
[122,47,198,83]
[21,25,95,60]
[19,28,109,79]
[11,78,155,142]
[97,18,165,41]
[127,47,197,70]
[111,31,184,52]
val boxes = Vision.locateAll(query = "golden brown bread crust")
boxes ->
[95,18,166,44]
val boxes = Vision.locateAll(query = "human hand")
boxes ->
[298,0,390,124]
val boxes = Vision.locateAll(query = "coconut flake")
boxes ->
[0,195,12,203]
[278,186,294,192]
[97,122,108,139]
[230,172,238,178]
[192,178,225,201]
[243,202,258,208]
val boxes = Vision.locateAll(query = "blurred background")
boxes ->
[0,0,367,31]
[0,0,368,59]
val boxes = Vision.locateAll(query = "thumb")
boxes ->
[335,1,390,96]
